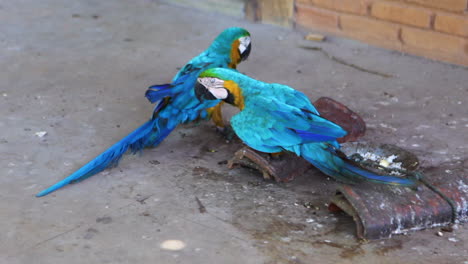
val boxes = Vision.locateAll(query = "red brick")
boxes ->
[295,4,340,32]
[340,14,401,48]
[371,1,433,28]
[405,0,468,12]
[297,0,370,15]
[435,12,468,37]
[401,27,468,65]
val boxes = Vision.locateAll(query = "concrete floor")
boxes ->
[1,0,467,263]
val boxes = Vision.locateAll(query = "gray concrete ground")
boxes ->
[1,0,467,263]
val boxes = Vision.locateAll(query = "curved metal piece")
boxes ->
[330,162,468,240]
[314,97,366,143]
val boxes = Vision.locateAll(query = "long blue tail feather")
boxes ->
[300,144,416,187]
[36,117,172,197]
[340,162,416,186]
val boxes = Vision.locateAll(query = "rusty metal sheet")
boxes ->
[314,97,366,143]
[227,96,467,240]
[330,162,468,240]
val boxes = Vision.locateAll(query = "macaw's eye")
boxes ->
[210,78,215,84]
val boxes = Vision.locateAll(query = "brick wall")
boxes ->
[295,0,468,66]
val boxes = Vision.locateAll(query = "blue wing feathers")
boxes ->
[147,83,172,91]
[145,84,173,103]
[292,129,341,142]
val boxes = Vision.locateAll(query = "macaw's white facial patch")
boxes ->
[207,86,228,99]
[197,77,227,99]
[238,36,251,54]
[197,77,224,89]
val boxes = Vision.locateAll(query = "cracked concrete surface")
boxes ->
[1,0,467,263]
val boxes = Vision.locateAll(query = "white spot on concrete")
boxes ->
[24,184,37,190]
[35,131,47,137]
[160,240,186,251]
[379,123,397,131]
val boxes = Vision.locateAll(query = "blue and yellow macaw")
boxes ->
[36,27,251,197]
[194,68,416,186]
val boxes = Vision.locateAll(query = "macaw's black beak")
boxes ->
[224,91,235,105]
[195,82,217,102]
[240,42,251,61]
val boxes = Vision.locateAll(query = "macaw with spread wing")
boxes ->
[194,68,416,186]
[36,28,251,197]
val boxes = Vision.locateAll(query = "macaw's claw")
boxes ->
[227,147,312,182]
[313,97,366,143]
[216,125,236,141]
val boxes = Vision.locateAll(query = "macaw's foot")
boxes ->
[216,125,236,141]
[227,147,312,182]
[313,97,366,143]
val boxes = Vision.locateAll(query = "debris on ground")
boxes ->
[304,33,326,42]
[340,143,419,176]
[34,131,47,138]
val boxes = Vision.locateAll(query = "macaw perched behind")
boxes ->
[145,27,251,129]
[194,68,416,186]
[36,28,251,197]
